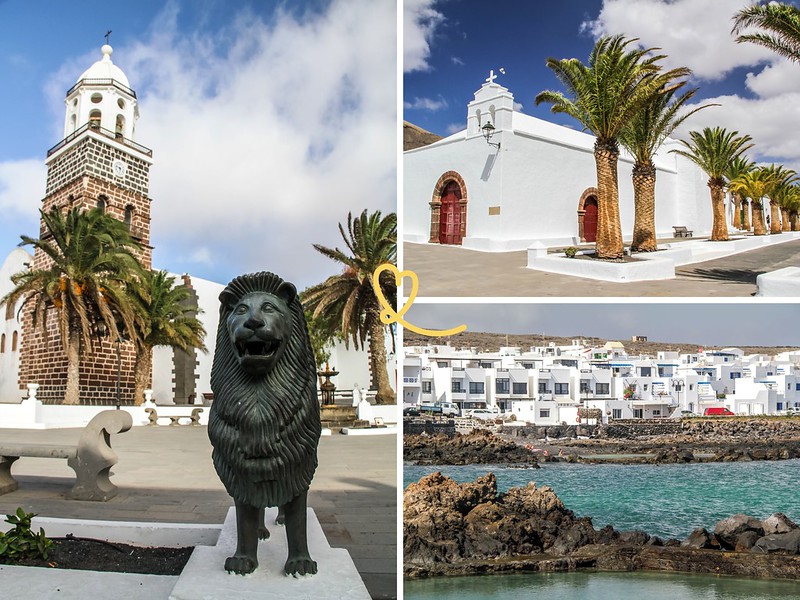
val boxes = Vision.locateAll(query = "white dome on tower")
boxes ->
[78,44,130,87]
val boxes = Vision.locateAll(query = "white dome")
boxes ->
[78,45,130,88]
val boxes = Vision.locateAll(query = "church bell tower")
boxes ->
[18,42,153,404]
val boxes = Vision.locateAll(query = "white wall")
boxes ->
[0,248,32,403]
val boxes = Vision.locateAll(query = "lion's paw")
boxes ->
[225,554,258,575]
[284,556,317,577]
[258,525,270,540]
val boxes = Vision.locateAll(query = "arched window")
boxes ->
[115,114,125,139]
[5,301,14,320]
[70,113,77,132]
[124,205,133,230]
[97,195,107,213]
[11,331,17,352]
[89,109,101,130]
[1,334,5,353]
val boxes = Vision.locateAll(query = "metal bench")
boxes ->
[0,410,132,501]
[672,225,693,238]
[144,407,204,426]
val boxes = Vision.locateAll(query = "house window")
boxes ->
[513,382,527,394]
[640,367,651,377]
[539,409,550,419]
[469,382,485,394]
[777,402,784,411]
[730,372,741,379]
[612,409,622,419]
[437,361,447,368]
[422,381,431,393]
[796,383,800,391]
[643,384,649,391]
[652,410,661,417]
[554,382,569,395]
[596,383,610,395]
[496,379,509,393]
[580,380,590,393]
[633,409,643,418]
[538,382,547,393]
[689,384,694,391]
[522,362,534,369]
[479,362,493,368]
[452,381,463,393]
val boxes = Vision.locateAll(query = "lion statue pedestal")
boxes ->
[208,272,321,577]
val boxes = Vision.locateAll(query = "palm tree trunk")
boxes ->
[752,200,767,236]
[781,208,791,231]
[732,192,742,229]
[594,144,624,259]
[770,201,781,234]
[742,199,751,231]
[64,329,81,405]
[792,212,799,231]
[366,310,394,405]
[133,346,152,406]
[709,180,729,241]
[630,162,657,252]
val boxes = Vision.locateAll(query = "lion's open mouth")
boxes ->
[236,339,281,359]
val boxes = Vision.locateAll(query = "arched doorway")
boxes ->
[430,171,467,245]
[578,188,599,243]
[439,181,462,245]
[583,198,598,243]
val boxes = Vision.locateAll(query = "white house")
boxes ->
[404,75,714,251]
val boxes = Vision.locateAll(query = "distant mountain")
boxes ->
[404,121,443,151]
[403,330,797,358]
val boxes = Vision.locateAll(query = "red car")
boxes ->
[704,407,735,416]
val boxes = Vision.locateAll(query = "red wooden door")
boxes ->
[584,197,598,243]
[439,183,462,245]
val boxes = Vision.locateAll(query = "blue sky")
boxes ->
[404,0,800,170]
[405,303,800,348]
[0,0,396,290]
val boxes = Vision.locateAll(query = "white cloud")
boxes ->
[0,159,46,215]
[445,122,464,135]
[404,0,444,73]
[513,101,524,112]
[403,96,448,111]
[582,0,773,81]
[102,0,396,289]
[677,93,800,171]
[451,56,464,66]
[745,59,800,97]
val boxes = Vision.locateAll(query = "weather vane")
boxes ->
[105,30,112,45]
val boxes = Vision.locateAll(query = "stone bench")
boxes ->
[144,407,204,426]
[672,225,693,237]
[0,410,132,501]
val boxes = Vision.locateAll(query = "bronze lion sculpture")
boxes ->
[208,272,321,576]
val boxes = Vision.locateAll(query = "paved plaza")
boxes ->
[0,425,397,600]
[404,237,800,297]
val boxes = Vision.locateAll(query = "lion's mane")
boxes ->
[208,272,320,508]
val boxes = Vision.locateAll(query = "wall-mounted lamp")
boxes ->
[481,122,500,150]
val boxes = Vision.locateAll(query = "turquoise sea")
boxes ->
[404,460,800,598]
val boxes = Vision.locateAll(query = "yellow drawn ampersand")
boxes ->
[371,264,466,337]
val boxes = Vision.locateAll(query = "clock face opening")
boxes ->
[112,159,127,178]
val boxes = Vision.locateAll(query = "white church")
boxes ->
[0,44,387,409]
[404,73,715,251]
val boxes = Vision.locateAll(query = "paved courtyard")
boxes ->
[404,237,800,297]
[0,426,397,600]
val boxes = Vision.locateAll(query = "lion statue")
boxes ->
[208,272,321,576]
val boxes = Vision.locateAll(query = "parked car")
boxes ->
[704,407,735,416]
[403,405,420,417]
[420,401,460,417]
[465,408,497,421]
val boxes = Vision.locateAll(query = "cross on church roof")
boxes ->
[105,30,112,44]
[485,69,497,84]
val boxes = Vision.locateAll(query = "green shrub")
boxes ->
[564,247,579,258]
[0,507,53,561]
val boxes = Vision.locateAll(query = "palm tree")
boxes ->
[763,164,798,233]
[771,174,800,232]
[302,210,397,405]
[727,167,775,236]
[619,82,713,251]
[128,270,207,405]
[1,207,142,404]
[672,127,754,241]
[724,156,756,231]
[733,2,800,63]
[536,35,691,259]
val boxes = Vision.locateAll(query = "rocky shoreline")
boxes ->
[404,472,800,579]
[404,418,800,465]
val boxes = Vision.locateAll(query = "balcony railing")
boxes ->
[66,78,136,99]
[403,377,419,385]
[47,123,153,158]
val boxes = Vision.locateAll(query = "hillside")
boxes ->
[403,330,798,358]
[403,121,443,151]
